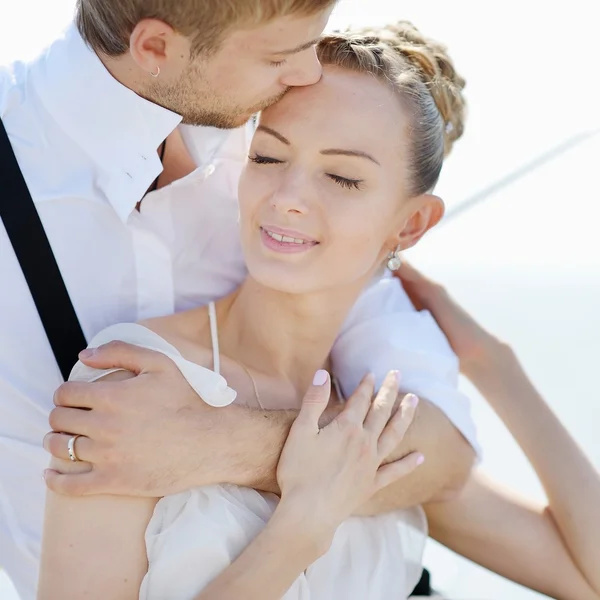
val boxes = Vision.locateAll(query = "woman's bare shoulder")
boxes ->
[139,306,213,368]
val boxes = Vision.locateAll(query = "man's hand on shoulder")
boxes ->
[43,341,249,497]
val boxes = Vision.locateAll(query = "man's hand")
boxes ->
[44,341,269,497]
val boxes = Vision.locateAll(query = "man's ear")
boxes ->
[129,19,184,76]
[396,194,445,250]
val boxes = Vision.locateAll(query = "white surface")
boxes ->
[1,1,599,598]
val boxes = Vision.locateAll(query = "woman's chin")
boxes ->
[247,264,322,296]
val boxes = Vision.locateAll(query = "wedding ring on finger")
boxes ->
[67,434,83,462]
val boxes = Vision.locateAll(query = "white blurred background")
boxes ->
[1,1,599,598]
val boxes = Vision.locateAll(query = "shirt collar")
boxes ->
[29,24,183,220]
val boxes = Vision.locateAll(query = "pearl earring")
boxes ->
[387,247,402,271]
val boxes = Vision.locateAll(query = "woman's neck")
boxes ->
[216,277,365,396]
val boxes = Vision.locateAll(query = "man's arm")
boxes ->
[353,395,475,515]
[46,342,473,513]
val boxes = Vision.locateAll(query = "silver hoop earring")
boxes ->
[387,247,402,271]
[150,66,160,78]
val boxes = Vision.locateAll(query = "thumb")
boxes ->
[296,370,332,429]
[78,341,170,374]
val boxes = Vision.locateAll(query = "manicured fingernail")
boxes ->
[416,454,425,466]
[394,371,401,387]
[406,394,419,408]
[313,370,329,386]
[79,348,95,359]
[42,469,50,480]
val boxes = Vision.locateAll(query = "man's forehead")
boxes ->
[225,9,331,54]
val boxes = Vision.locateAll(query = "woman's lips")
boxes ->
[260,226,319,254]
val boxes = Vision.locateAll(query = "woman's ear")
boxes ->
[396,194,445,250]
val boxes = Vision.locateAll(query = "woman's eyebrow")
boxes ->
[255,126,380,165]
[320,148,380,166]
[256,125,290,145]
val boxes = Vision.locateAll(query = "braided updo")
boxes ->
[317,21,466,196]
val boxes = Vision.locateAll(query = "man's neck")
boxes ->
[216,277,367,397]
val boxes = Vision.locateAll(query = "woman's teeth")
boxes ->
[265,230,310,245]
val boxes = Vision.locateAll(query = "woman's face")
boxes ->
[238,65,443,294]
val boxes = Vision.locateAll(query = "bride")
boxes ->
[38,22,600,600]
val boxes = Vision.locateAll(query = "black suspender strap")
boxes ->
[0,118,87,380]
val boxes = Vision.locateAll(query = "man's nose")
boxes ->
[279,48,323,88]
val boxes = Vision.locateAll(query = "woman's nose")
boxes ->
[270,174,311,215]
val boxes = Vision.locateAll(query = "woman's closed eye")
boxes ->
[249,153,283,165]
[249,154,363,191]
[326,173,363,191]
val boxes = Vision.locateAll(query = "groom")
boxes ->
[0,1,477,598]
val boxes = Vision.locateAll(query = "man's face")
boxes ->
[152,9,333,128]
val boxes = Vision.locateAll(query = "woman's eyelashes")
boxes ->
[248,154,364,191]
[326,174,363,190]
[249,154,282,165]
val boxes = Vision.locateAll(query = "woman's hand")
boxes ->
[275,370,423,552]
[395,261,503,376]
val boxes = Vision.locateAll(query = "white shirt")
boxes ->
[0,24,478,600]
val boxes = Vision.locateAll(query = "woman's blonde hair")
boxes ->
[75,0,336,57]
[317,21,467,195]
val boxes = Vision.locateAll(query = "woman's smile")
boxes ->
[260,225,320,254]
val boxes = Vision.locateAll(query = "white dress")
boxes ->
[69,304,427,600]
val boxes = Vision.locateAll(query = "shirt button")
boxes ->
[203,164,216,178]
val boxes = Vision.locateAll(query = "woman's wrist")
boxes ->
[462,335,517,385]
[272,498,335,560]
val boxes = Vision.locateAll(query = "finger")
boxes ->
[340,372,375,424]
[363,371,400,435]
[375,452,425,490]
[78,341,171,374]
[377,393,419,460]
[395,261,425,283]
[53,380,113,409]
[48,406,100,438]
[296,370,332,430]
[44,468,108,497]
[43,431,94,462]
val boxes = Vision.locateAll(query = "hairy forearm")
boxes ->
[219,397,474,508]
[215,402,342,493]
[354,397,475,515]
[195,506,325,600]
[468,343,600,596]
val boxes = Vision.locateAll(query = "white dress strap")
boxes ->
[69,321,237,407]
[208,301,220,376]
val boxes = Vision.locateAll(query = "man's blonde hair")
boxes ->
[75,0,335,57]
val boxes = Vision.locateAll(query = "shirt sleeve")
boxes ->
[331,270,481,456]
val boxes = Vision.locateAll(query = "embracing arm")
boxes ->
[428,344,600,599]
[352,394,474,514]
[396,262,600,598]
[41,369,420,599]
[426,469,600,600]
[47,342,472,510]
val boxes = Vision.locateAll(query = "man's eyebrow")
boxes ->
[256,125,290,145]
[274,38,321,56]
[320,149,381,166]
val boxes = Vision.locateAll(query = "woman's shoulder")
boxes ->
[137,307,213,369]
